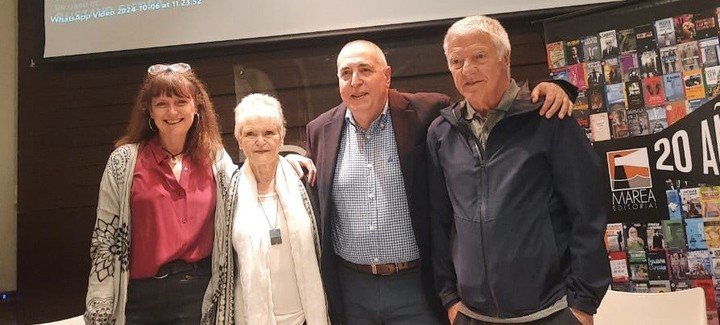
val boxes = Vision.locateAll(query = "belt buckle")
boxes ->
[153,273,169,280]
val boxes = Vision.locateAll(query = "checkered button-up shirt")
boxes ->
[331,105,420,265]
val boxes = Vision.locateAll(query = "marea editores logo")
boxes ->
[607,148,658,211]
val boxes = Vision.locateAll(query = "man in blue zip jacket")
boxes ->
[427,16,611,325]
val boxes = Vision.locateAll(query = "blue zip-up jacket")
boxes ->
[427,84,610,318]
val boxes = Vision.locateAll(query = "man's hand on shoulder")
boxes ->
[285,154,317,186]
[531,82,574,119]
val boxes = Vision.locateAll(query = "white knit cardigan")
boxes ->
[83,143,239,325]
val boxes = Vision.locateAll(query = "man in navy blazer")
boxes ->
[305,40,575,324]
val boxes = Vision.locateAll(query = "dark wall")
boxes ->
[17,0,586,323]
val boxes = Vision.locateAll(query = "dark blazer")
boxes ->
[306,89,451,324]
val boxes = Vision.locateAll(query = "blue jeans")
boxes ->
[338,263,441,325]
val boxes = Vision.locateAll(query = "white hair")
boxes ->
[234,93,286,137]
[443,15,511,58]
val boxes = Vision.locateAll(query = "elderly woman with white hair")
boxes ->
[231,93,328,325]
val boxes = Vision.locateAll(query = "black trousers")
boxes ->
[125,263,211,325]
[454,308,581,325]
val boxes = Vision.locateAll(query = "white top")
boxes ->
[236,193,305,325]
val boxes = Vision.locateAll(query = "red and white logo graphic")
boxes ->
[607,148,652,191]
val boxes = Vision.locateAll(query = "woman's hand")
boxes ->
[285,154,317,185]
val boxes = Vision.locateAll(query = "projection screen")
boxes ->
[44,0,618,58]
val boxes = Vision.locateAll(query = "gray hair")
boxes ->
[234,93,286,137]
[337,40,388,68]
[443,15,511,58]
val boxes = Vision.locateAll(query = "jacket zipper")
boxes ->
[455,108,501,317]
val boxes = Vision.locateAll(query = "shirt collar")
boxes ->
[147,136,171,165]
[345,99,390,132]
[464,79,519,120]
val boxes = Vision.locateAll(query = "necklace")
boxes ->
[162,147,184,165]
[259,194,282,245]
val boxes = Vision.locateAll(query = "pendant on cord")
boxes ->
[269,228,282,245]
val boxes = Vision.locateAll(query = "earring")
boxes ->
[148,118,157,132]
[194,113,201,128]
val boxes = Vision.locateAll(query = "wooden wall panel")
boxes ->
[17,0,578,321]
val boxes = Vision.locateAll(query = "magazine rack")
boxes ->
[595,287,707,325]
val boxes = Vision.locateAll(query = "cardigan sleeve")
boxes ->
[84,145,133,325]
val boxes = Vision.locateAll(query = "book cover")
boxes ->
[589,112,611,142]
[701,186,720,218]
[647,105,668,134]
[675,14,696,43]
[665,100,688,126]
[687,98,709,113]
[609,104,629,139]
[625,80,644,110]
[656,17,677,47]
[682,187,704,218]
[575,90,589,111]
[667,189,683,220]
[605,82,626,107]
[574,93,591,140]
[626,107,649,136]
[686,218,708,250]
[695,11,718,40]
[678,41,702,71]
[687,250,712,279]
[565,38,583,64]
[642,76,665,106]
[663,72,686,101]
[605,222,625,252]
[715,279,720,310]
[671,279,691,291]
[705,66,720,98]
[611,282,634,292]
[546,41,566,69]
[649,280,672,293]
[625,223,648,252]
[566,64,586,91]
[647,222,665,251]
[635,24,657,52]
[551,67,569,82]
[667,249,689,280]
[620,52,641,82]
[630,262,649,282]
[610,251,630,283]
[683,69,706,100]
[659,45,682,74]
[640,49,661,78]
[648,250,669,280]
[699,37,719,67]
[618,28,637,53]
[600,29,620,58]
[586,86,606,113]
[585,61,605,87]
[632,282,650,293]
[603,57,622,84]
[581,35,601,62]
[704,217,720,249]
[663,219,687,249]
[712,250,720,278]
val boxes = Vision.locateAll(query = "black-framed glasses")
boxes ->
[147,63,191,75]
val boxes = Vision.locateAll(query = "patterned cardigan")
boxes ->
[83,143,239,324]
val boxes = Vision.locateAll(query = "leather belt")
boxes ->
[153,257,211,279]
[339,258,420,276]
